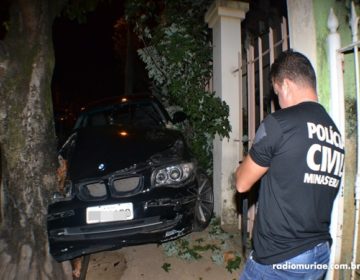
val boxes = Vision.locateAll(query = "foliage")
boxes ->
[226,256,242,273]
[345,97,357,138]
[162,234,221,261]
[125,0,231,173]
[161,218,241,273]
[62,0,107,22]
[161,262,172,272]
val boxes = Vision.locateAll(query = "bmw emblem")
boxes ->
[98,163,106,171]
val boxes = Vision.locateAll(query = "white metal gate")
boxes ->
[237,17,289,239]
[326,2,360,279]
[327,2,358,279]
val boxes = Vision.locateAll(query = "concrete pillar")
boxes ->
[205,1,249,226]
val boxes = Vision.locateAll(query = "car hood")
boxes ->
[68,125,187,181]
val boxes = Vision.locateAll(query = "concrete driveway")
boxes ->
[85,220,245,280]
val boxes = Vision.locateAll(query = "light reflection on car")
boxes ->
[47,95,214,262]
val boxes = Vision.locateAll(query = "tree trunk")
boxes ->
[0,0,72,279]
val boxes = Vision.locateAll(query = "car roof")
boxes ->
[80,94,160,113]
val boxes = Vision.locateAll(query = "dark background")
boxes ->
[52,4,123,109]
[51,1,149,141]
[52,1,147,111]
[0,0,287,144]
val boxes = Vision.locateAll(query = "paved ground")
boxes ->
[85,221,245,280]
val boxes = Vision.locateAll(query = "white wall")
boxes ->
[286,0,317,69]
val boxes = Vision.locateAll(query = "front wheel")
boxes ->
[192,173,214,231]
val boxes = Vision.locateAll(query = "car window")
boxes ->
[82,101,166,128]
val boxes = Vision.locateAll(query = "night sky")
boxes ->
[52,1,122,109]
[0,1,149,142]
[51,1,151,141]
[52,1,125,111]
[1,0,286,141]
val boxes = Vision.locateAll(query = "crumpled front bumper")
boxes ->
[47,183,198,262]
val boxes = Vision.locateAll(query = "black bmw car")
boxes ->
[47,95,214,262]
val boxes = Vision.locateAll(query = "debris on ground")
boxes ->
[161,218,242,273]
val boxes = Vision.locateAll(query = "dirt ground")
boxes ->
[85,221,245,280]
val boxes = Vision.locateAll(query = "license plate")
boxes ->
[86,203,134,224]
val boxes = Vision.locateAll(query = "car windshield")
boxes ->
[77,100,167,129]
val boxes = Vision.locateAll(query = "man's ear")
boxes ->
[282,78,292,97]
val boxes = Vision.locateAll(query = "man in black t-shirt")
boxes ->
[236,50,345,280]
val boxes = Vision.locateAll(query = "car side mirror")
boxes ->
[172,111,187,124]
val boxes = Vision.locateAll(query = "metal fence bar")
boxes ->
[239,17,289,237]
[349,2,360,279]
[281,17,289,51]
[326,9,346,279]
[238,51,244,162]
[246,45,256,239]
[269,27,276,113]
[247,45,256,148]
[258,37,264,121]
[327,3,358,279]
[350,43,360,280]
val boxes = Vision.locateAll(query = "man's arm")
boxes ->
[236,155,268,193]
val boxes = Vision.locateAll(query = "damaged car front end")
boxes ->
[47,95,214,262]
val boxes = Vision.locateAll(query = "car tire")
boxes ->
[193,172,214,232]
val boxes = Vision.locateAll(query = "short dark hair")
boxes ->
[270,50,316,90]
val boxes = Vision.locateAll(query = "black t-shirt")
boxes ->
[249,102,345,265]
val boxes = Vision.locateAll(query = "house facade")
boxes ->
[205,0,359,279]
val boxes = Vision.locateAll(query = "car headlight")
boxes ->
[51,180,74,202]
[152,162,195,187]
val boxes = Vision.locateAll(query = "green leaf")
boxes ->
[226,256,241,273]
[125,0,231,173]
[161,262,172,272]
